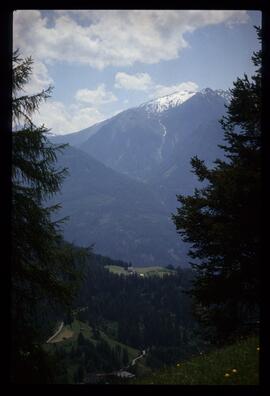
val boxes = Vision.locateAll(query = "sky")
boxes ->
[13,9,261,135]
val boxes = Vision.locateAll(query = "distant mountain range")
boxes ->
[50,88,230,266]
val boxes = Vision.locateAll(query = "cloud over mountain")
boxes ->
[75,84,117,105]
[33,101,105,135]
[151,81,199,99]
[115,72,152,91]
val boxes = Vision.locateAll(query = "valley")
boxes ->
[40,253,201,384]
[42,254,259,385]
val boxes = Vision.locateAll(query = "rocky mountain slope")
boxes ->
[51,145,187,266]
[51,88,230,265]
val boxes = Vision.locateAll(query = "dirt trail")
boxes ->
[46,321,64,343]
[131,350,146,366]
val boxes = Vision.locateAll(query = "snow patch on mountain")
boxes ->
[215,89,232,103]
[199,88,231,102]
[158,118,167,137]
[156,119,167,160]
[141,90,197,113]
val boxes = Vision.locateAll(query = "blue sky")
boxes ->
[13,10,261,135]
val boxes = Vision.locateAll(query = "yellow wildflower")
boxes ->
[224,373,230,377]
[176,363,180,367]
[232,369,237,373]
[257,347,260,351]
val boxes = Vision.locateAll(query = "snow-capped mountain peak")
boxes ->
[140,87,231,114]
[141,89,197,113]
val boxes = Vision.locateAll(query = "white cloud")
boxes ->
[114,69,199,99]
[115,72,152,90]
[32,100,105,134]
[13,10,249,70]
[151,81,199,98]
[75,84,117,105]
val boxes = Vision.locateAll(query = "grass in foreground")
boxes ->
[130,336,259,385]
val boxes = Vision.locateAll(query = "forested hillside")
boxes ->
[42,252,211,383]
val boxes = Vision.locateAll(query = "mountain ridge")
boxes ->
[74,86,228,191]
[50,87,230,146]
[50,87,229,266]
[140,87,230,114]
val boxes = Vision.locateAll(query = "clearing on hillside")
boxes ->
[105,265,176,277]
[49,327,74,343]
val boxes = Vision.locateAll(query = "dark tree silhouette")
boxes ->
[172,27,261,343]
[11,50,86,383]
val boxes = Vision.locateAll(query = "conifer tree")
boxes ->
[11,50,86,383]
[172,27,261,342]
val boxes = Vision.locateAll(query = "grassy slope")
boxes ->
[105,265,176,277]
[131,336,259,385]
[45,319,140,360]
[105,265,128,275]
